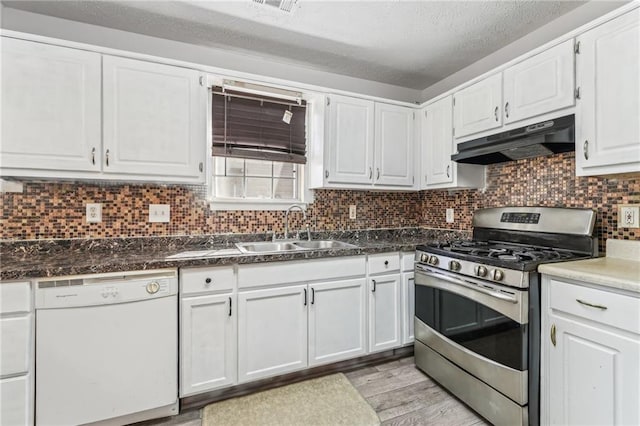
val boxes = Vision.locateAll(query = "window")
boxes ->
[208,82,308,210]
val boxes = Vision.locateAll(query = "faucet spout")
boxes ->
[284,204,307,240]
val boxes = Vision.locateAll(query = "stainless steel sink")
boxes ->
[292,240,358,250]
[235,241,304,253]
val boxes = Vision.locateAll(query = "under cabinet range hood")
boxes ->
[451,115,575,165]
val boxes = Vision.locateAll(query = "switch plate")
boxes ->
[349,205,357,220]
[86,203,102,223]
[446,208,455,223]
[619,204,640,228]
[149,204,170,223]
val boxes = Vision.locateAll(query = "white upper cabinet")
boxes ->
[103,56,206,182]
[503,39,575,124]
[325,95,375,185]
[374,103,414,186]
[0,38,101,173]
[575,8,640,176]
[423,97,454,186]
[453,73,503,139]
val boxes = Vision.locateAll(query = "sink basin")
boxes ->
[292,240,358,250]
[235,241,304,253]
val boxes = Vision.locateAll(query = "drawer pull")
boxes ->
[384,260,389,266]
[372,280,376,292]
[576,299,607,310]
[550,324,556,347]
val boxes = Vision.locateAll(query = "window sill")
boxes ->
[207,199,308,211]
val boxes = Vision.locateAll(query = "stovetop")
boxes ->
[417,240,593,272]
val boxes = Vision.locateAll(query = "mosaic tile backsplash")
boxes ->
[1,152,638,254]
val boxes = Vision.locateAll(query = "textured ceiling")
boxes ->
[1,0,586,89]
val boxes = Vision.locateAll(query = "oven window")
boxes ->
[416,285,527,371]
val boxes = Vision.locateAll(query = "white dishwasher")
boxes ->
[35,269,178,426]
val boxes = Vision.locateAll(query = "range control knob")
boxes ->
[449,260,461,272]
[428,256,439,266]
[420,253,429,263]
[474,265,488,277]
[491,269,504,281]
[146,281,160,294]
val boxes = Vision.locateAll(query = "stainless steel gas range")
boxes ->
[414,207,597,426]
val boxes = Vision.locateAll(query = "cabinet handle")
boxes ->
[105,149,110,167]
[576,299,607,310]
[205,277,212,285]
[91,147,96,165]
[446,164,450,178]
[228,297,232,316]
[384,260,389,266]
[303,288,307,306]
[376,168,380,180]
[372,280,376,292]
[494,106,499,122]
[199,162,204,172]
[583,140,589,160]
[369,167,373,179]
[550,324,556,347]
[325,170,329,179]
[311,288,315,305]
[505,102,510,118]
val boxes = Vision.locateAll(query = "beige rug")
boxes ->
[202,373,380,426]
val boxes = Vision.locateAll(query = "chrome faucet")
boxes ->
[284,204,310,240]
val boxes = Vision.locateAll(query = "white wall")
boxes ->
[0,6,422,103]
[420,1,629,102]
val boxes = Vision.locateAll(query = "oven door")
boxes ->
[414,264,529,405]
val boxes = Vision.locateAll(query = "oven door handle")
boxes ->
[416,267,518,304]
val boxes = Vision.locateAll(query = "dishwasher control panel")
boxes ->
[35,270,177,309]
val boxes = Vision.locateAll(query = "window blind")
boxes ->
[212,86,307,164]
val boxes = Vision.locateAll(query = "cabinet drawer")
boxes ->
[401,252,415,272]
[0,315,31,377]
[180,266,235,295]
[0,282,32,314]
[369,252,400,275]
[549,278,640,334]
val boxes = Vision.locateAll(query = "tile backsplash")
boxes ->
[1,152,638,254]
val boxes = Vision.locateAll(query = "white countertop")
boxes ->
[539,239,640,294]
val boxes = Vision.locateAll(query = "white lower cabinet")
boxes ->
[0,281,33,426]
[237,285,308,383]
[368,252,402,353]
[541,275,640,425]
[308,278,367,366]
[401,252,415,345]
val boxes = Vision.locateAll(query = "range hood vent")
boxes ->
[451,115,575,165]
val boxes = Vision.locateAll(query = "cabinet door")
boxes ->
[503,39,575,124]
[423,96,454,186]
[401,272,415,345]
[1,375,32,426]
[374,103,414,187]
[238,285,308,383]
[368,274,402,353]
[103,56,206,181]
[308,278,366,367]
[180,294,235,397]
[326,95,375,184]
[453,73,502,139]
[547,315,640,425]
[0,38,101,172]
[576,9,640,176]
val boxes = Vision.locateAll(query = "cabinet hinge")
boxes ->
[412,176,415,184]
[453,97,456,106]
[199,76,205,86]
[413,111,415,120]
[326,97,330,106]
[575,87,581,100]
[574,41,580,54]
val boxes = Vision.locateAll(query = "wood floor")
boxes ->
[144,356,488,426]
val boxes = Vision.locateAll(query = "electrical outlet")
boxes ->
[149,204,170,223]
[349,205,357,220]
[619,204,640,228]
[446,208,455,223]
[86,203,102,223]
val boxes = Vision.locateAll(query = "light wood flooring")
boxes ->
[144,356,488,426]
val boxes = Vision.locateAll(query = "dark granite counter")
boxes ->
[0,228,469,281]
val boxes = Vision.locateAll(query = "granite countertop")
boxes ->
[0,228,468,281]
[539,239,640,294]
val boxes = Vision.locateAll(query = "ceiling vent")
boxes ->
[253,0,298,13]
